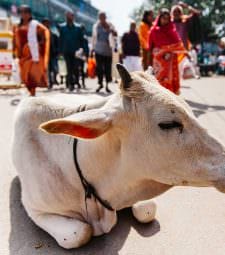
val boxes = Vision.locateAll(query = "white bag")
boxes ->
[12,58,21,84]
[181,58,195,79]
[58,56,67,76]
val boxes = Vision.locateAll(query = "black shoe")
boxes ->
[82,79,86,89]
[96,84,103,93]
[69,86,74,92]
[106,84,112,93]
[76,82,81,89]
[106,87,112,93]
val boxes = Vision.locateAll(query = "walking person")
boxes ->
[14,5,50,96]
[42,18,59,89]
[121,22,142,72]
[92,12,117,93]
[76,25,89,89]
[59,11,84,91]
[148,8,186,95]
[171,2,201,50]
[138,10,154,70]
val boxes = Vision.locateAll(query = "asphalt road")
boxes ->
[1,76,225,255]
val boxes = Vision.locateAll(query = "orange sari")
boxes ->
[14,21,50,94]
[152,42,186,94]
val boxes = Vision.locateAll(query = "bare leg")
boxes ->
[31,213,92,249]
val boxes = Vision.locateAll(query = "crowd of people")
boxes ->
[13,2,224,97]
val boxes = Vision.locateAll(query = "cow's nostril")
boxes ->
[215,179,225,193]
[182,180,188,185]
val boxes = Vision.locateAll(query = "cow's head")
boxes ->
[40,64,225,193]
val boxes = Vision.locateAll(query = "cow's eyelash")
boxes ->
[158,121,183,133]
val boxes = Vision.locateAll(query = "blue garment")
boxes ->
[59,22,84,54]
[94,24,112,57]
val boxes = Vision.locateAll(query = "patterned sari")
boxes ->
[149,14,187,94]
[152,42,186,94]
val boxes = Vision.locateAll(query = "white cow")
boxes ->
[12,64,225,249]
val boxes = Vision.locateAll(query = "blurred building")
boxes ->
[1,0,98,35]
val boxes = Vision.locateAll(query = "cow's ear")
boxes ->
[39,110,112,139]
[116,63,132,89]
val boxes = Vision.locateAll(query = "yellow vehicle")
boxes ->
[0,17,22,89]
[0,18,13,75]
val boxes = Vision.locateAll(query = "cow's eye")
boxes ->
[158,121,183,133]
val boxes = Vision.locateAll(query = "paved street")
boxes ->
[1,76,225,255]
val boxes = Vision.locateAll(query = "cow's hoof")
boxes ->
[132,200,157,223]
[57,223,93,249]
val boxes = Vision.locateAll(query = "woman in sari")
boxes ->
[148,8,186,94]
[14,5,50,96]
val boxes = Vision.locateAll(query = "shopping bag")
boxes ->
[87,57,96,78]
[182,58,195,79]
[58,56,67,76]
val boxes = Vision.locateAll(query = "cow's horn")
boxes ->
[116,63,132,89]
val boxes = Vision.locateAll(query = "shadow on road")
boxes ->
[181,85,190,89]
[10,99,21,106]
[186,99,225,118]
[60,90,112,97]
[9,177,160,255]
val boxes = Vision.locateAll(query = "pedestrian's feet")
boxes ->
[69,86,74,92]
[96,84,103,93]
[82,80,86,89]
[60,76,64,85]
[76,83,81,89]
[106,86,112,93]
[28,87,36,96]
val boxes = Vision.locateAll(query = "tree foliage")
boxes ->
[131,0,225,39]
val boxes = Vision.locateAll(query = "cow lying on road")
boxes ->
[12,64,225,249]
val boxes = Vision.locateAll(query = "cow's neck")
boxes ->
[77,131,170,211]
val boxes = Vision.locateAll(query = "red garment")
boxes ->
[152,42,186,94]
[148,15,186,94]
[148,16,181,49]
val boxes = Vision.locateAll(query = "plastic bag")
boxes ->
[87,57,96,78]
[58,56,67,76]
[182,58,195,79]
[12,58,21,84]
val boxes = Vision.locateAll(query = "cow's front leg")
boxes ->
[32,213,92,249]
[132,200,157,223]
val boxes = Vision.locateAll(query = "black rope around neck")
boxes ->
[73,139,114,212]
